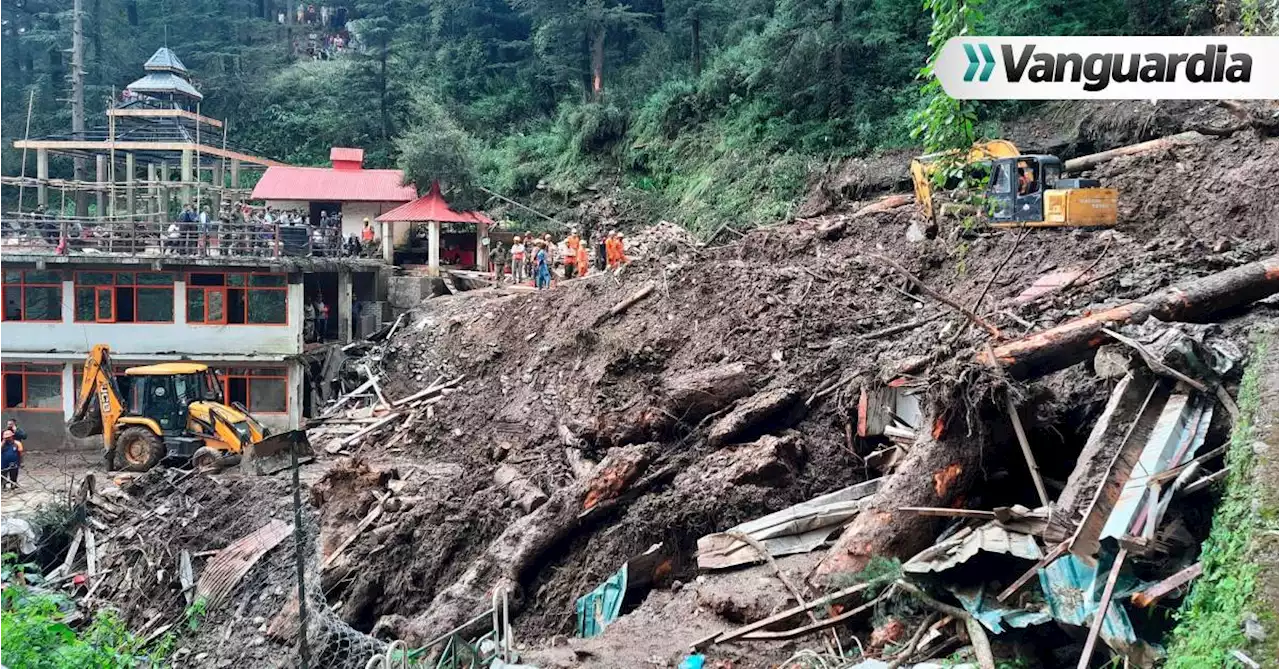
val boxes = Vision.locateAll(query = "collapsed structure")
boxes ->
[3,99,1278,669]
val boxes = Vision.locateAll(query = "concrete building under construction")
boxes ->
[1,47,390,450]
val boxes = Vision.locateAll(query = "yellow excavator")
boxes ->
[68,344,310,475]
[910,140,1118,228]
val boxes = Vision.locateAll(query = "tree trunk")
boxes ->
[691,15,702,77]
[72,0,88,218]
[380,446,654,644]
[591,26,605,102]
[811,406,993,583]
[979,256,1279,380]
[378,38,390,138]
[1062,131,1206,173]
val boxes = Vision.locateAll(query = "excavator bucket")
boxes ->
[241,429,313,476]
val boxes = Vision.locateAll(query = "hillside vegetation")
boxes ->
[2,0,1273,230]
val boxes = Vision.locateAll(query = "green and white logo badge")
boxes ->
[938,36,1278,100]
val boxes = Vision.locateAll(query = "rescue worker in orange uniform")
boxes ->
[564,230,581,279]
[576,238,590,277]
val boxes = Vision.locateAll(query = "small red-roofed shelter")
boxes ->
[376,181,495,273]
[251,147,416,242]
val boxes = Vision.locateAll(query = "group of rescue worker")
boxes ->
[489,227,629,289]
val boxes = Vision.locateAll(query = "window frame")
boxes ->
[186,272,288,326]
[218,366,289,414]
[2,363,64,412]
[73,271,176,324]
[2,270,64,323]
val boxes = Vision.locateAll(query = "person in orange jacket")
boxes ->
[564,230,581,279]
[576,239,590,277]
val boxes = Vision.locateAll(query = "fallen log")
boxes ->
[378,446,655,645]
[811,405,993,583]
[494,464,548,513]
[593,283,655,326]
[978,257,1280,380]
[591,362,756,447]
[1063,131,1207,173]
[706,386,803,446]
[817,194,914,240]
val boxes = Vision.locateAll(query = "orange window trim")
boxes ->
[187,271,289,327]
[2,271,63,323]
[72,271,177,324]
[221,368,289,414]
[1,369,63,413]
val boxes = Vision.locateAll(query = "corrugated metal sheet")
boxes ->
[251,166,416,203]
[126,72,203,100]
[376,181,494,224]
[144,47,189,73]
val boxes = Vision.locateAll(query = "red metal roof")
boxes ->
[375,181,494,224]
[250,165,416,203]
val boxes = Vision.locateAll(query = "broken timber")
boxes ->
[593,283,655,327]
[978,256,1279,380]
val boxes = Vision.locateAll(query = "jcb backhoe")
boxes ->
[68,344,310,475]
[910,140,1118,228]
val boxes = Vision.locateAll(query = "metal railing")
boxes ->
[0,215,369,260]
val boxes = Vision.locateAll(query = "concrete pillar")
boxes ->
[174,280,188,325]
[160,162,171,219]
[125,153,136,223]
[96,155,107,220]
[381,221,394,264]
[61,362,76,420]
[36,148,49,207]
[288,360,305,427]
[147,163,158,220]
[212,161,225,215]
[180,148,194,206]
[230,159,241,193]
[337,270,353,344]
[428,220,441,276]
[475,220,489,271]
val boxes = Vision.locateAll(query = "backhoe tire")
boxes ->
[114,427,165,473]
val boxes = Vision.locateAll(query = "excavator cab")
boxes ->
[987,155,1118,228]
[69,345,310,475]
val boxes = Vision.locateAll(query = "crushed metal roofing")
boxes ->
[126,72,203,100]
[375,181,494,224]
[251,165,417,203]
[144,47,189,74]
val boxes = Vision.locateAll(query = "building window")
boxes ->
[218,367,288,414]
[2,270,63,322]
[187,273,287,325]
[74,272,176,323]
[2,363,63,411]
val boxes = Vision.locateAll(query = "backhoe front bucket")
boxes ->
[241,429,313,476]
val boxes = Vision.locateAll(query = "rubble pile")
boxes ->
[9,104,1278,668]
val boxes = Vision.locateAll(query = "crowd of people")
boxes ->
[487,226,629,289]
[159,203,378,258]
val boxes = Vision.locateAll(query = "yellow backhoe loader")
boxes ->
[68,344,310,475]
[910,140,1118,228]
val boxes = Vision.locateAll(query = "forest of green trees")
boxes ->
[1,0,1266,232]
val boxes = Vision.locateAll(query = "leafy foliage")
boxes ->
[0,583,171,668]
[0,0,1234,229]
[1164,336,1271,668]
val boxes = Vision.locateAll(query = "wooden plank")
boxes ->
[1076,548,1128,669]
[899,506,996,519]
[1130,562,1202,607]
[12,140,283,167]
[711,582,870,644]
[107,107,224,128]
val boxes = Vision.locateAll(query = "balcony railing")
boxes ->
[1,215,364,260]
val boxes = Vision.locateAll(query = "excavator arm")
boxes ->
[68,344,128,453]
